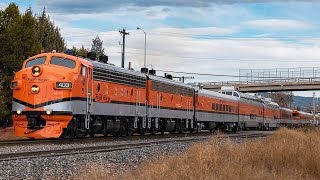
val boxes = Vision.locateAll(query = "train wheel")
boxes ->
[88,132,95,138]
[126,128,134,136]
[151,128,157,135]
[112,131,120,137]
[139,129,146,136]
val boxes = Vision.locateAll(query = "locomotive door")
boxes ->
[156,92,161,117]
[82,65,93,129]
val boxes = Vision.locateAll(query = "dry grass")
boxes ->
[0,127,24,140]
[77,128,320,180]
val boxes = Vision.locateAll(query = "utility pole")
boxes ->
[173,76,194,83]
[313,92,316,123]
[119,29,129,68]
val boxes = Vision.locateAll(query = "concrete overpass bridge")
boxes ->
[200,67,320,92]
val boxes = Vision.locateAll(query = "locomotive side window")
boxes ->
[50,57,76,69]
[25,57,46,68]
[81,66,86,76]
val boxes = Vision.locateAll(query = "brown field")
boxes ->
[0,127,24,141]
[79,128,320,180]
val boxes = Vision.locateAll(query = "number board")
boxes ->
[56,82,72,89]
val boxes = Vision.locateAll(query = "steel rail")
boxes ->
[0,132,270,161]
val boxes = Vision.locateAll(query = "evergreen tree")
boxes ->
[35,8,65,52]
[91,35,105,58]
[0,4,65,122]
[77,45,88,58]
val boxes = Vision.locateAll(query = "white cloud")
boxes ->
[59,26,320,75]
[245,19,313,30]
[151,27,237,36]
[0,3,7,10]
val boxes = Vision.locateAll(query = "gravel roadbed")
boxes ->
[0,135,210,154]
[0,141,195,179]
[0,133,268,179]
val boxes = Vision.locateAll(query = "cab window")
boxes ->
[81,66,86,76]
[50,57,76,69]
[25,57,46,68]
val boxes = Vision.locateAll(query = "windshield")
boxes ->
[25,57,46,68]
[50,57,76,69]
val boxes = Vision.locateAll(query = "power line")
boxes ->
[173,76,195,83]
[107,51,320,63]
[156,69,245,78]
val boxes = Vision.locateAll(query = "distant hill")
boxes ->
[293,96,314,109]
[256,92,314,110]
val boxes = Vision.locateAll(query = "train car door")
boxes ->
[81,65,93,129]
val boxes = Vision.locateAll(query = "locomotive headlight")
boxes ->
[45,109,53,115]
[31,85,40,94]
[16,109,22,115]
[32,66,41,77]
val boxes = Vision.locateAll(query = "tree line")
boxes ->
[0,3,65,123]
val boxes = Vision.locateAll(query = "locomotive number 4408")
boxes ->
[56,82,72,89]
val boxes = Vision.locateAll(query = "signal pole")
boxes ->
[173,76,194,83]
[119,29,129,68]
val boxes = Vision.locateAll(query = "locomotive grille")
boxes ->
[26,111,46,129]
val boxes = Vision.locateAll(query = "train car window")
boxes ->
[223,105,226,111]
[229,106,232,112]
[131,89,134,96]
[50,57,76,69]
[212,103,215,111]
[219,104,222,111]
[97,83,100,92]
[106,85,108,95]
[226,105,229,112]
[180,96,183,103]
[25,57,46,68]
[226,92,232,95]
[216,104,219,111]
[171,95,174,102]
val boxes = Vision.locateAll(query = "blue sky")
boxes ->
[2,0,320,97]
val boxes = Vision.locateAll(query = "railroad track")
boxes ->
[0,131,271,146]
[0,132,270,161]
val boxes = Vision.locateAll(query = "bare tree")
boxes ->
[267,92,294,108]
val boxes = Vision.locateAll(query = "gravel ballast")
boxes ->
[0,132,269,179]
[0,141,194,179]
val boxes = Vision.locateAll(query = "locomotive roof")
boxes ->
[263,99,280,107]
[90,60,147,78]
[235,92,263,102]
[299,111,313,116]
[280,107,293,112]
[195,87,239,102]
[147,74,193,89]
